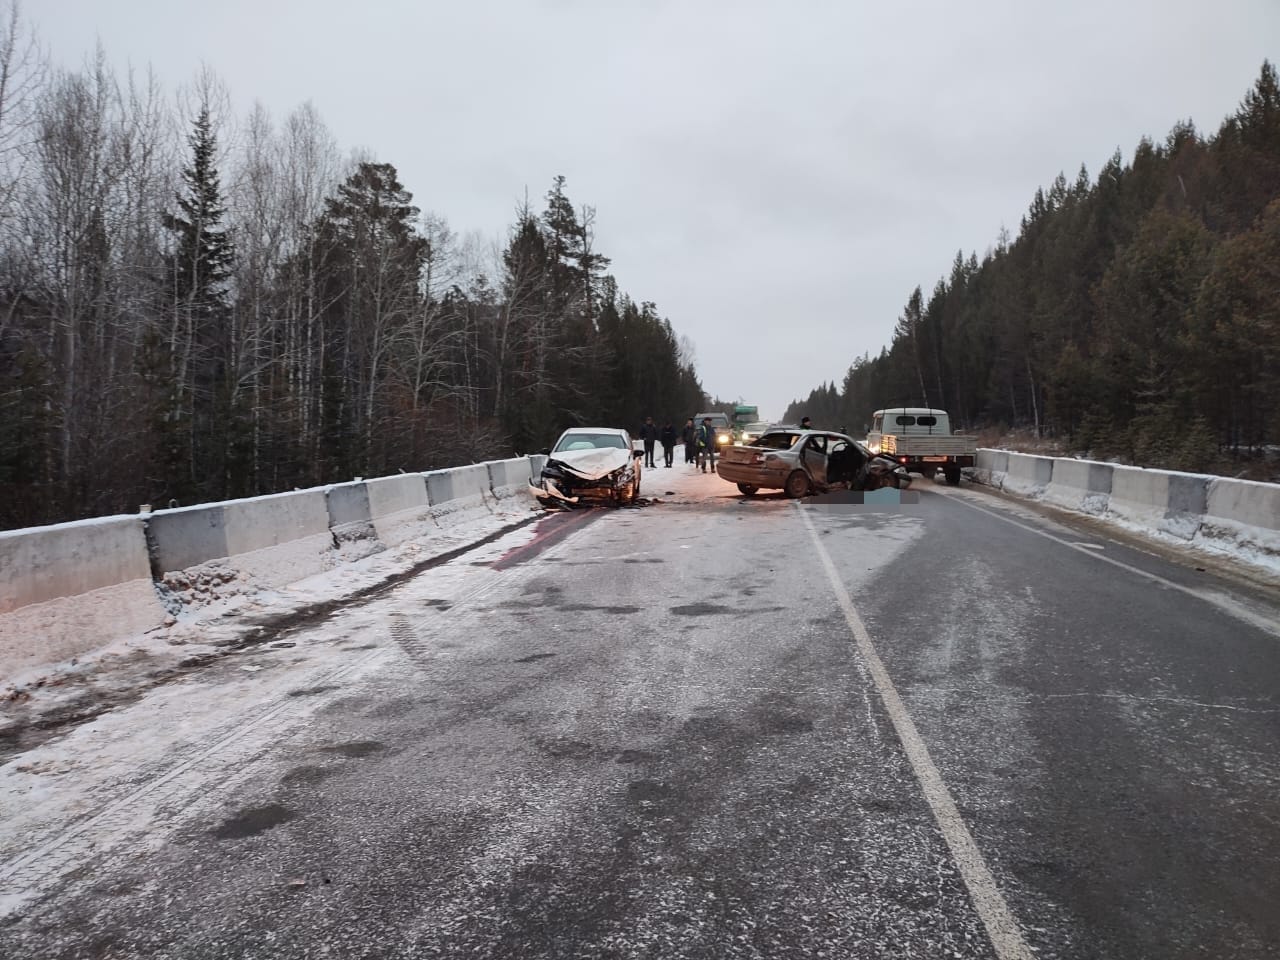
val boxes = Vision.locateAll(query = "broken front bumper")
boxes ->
[529,469,636,507]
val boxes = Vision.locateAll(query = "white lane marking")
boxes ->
[945,493,1280,639]
[799,505,1035,960]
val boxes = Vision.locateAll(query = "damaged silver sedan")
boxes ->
[716,427,912,498]
[530,427,644,508]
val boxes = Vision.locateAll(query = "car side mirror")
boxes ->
[634,449,644,458]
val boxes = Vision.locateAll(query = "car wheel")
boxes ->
[736,483,758,496]
[784,470,810,499]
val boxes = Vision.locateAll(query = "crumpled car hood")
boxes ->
[547,447,633,480]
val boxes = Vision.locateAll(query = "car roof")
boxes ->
[872,407,948,417]
[558,427,628,437]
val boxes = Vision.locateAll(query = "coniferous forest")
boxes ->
[0,13,706,530]
[784,63,1280,479]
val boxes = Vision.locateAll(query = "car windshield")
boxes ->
[751,431,801,450]
[553,432,627,452]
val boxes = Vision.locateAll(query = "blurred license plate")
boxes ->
[922,456,949,462]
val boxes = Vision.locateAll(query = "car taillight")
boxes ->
[899,456,908,463]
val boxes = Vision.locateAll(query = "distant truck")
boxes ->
[865,407,976,485]
[730,404,758,443]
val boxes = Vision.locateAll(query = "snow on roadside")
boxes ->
[0,499,544,740]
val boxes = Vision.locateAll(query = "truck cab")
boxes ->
[866,407,975,484]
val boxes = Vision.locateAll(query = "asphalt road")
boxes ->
[2,467,1278,959]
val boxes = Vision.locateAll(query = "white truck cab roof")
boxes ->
[870,408,952,435]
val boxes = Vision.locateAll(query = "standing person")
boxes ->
[800,416,813,430]
[639,416,659,468]
[697,417,716,473]
[682,418,697,465]
[660,421,677,467]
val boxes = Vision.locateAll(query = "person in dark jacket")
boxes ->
[660,421,677,467]
[682,418,697,464]
[639,416,659,468]
[697,417,716,472]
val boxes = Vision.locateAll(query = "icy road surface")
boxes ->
[2,465,1279,959]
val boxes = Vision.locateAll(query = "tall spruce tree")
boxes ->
[159,106,236,504]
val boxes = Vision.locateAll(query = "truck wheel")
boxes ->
[784,470,810,499]
[736,483,758,496]
[944,466,961,486]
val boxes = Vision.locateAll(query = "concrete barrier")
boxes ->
[971,448,1279,574]
[487,458,535,503]
[426,464,495,528]
[1043,458,1112,516]
[1198,477,1280,559]
[1106,465,1170,532]
[973,449,1008,489]
[0,516,167,676]
[326,481,375,545]
[529,454,548,481]
[1162,472,1209,541]
[1001,452,1054,498]
[364,474,433,547]
[148,489,334,590]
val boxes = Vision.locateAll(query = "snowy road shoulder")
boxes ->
[0,503,544,757]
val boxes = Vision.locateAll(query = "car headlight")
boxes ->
[717,433,730,444]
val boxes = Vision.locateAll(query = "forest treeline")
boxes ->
[784,63,1280,475]
[0,7,706,530]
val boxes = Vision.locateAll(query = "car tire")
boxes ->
[784,470,810,499]
[736,483,758,496]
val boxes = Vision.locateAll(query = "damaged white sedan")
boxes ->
[530,427,644,508]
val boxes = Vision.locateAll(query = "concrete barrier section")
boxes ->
[1106,465,1171,531]
[1198,477,1280,558]
[326,481,375,545]
[1160,472,1208,540]
[487,458,535,503]
[1043,458,1112,515]
[426,465,495,527]
[973,449,1008,489]
[149,489,334,589]
[1001,452,1054,498]
[529,454,548,482]
[364,474,433,547]
[0,516,166,676]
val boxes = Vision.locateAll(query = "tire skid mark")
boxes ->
[0,645,390,917]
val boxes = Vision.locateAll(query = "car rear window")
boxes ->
[752,432,799,449]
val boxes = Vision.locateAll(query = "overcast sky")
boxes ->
[35,0,1280,419]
